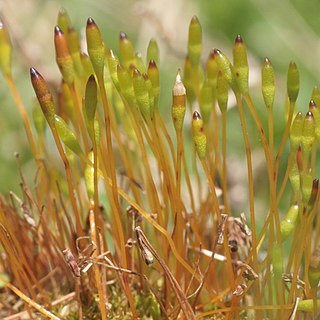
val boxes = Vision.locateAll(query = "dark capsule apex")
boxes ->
[213,48,221,56]
[148,59,157,69]
[142,73,149,81]
[54,25,63,35]
[133,68,140,77]
[289,61,297,69]
[193,110,201,120]
[235,35,243,44]
[191,16,199,24]
[306,110,314,118]
[30,67,39,78]
[120,32,127,40]
[87,18,95,27]
[309,100,317,108]
[264,57,271,65]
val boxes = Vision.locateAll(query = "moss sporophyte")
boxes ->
[0,9,320,320]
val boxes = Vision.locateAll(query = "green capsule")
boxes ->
[289,159,300,195]
[84,150,95,199]
[183,55,196,104]
[308,247,320,289]
[192,111,207,160]
[142,73,154,119]
[60,81,75,123]
[32,100,46,135]
[106,50,120,89]
[172,70,186,132]
[81,53,94,81]
[68,27,84,79]
[188,16,202,67]
[86,18,105,78]
[30,68,55,125]
[54,114,84,157]
[147,60,160,108]
[289,112,303,152]
[280,203,299,240]
[57,8,71,35]
[85,74,97,123]
[233,35,249,95]
[133,69,151,120]
[301,110,315,160]
[301,170,313,206]
[200,79,213,124]
[287,61,299,103]
[119,32,136,69]
[0,20,12,77]
[146,38,159,66]
[216,70,228,114]
[261,57,275,108]
[213,49,237,92]
[297,299,320,312]
[309,99,320,143]
[54,26,74,85]
[206,50,218,87]
[117,64,136,106]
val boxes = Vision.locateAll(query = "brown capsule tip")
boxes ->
[193,110,201,120]
[191,15,199,24]
[213,48,221,56]
[235,35,243,43]
[142,73,149,81]
[313,179,319,190]
[148,59,157,69]
[117,64,124,72]
[54,25,63,35]
[309,100,317,108]
[30,67,40,78]
[88,74,95,82]
[209,49,215,59]
[68,26,75,34]
[306,111,314,118]
[263,57,272,66]
[120,32,127,40]
[133,68,140,77]
[87,17,95,27]
[289,61,297,69]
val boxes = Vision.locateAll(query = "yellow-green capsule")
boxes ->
[188,16,202,67]
[302,170,313,206]
[261,57,275,108]
[54,114,84,157]
[85,74,98,123]
[297,299,320,312]
[117,64,136,106]
[206,50,218,99]
[106,49,120,89]
[68,27,84,79]
[287,61,299,103]
[308,247,320,289]
[133,69,151,120]
[289,159,300,195]
[200,79,213,124]
[86,18,105,78]
[301,110,315,160]
[142,73,154,119]
[233,35,249,95]
[0,20,12,77]
[81,53,94,81]
[57,7,71,35]
[30,68,55,125]
[289,112,303,152]
[172,70,186,132]
[192,111,207,160]
[54,26,74,85]
[213,49,237,92]
[147,60,160,108]
[216,70,228,114]
[183,55,196,104]
[280,203,299,240]
[146,38,159,66]
[309,100,320,143]
[60,80,75,123]
[32,100,46,135]
[119,32,136,69]
[84,150,95,199]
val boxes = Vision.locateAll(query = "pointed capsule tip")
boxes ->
[235,35,243,43]
[87,17,95,26]
[133,68,140,77]
[54,25,62,35]
[309,100,317,108]
[191,16,199,23]
[213,48,221,56]
[289,61,297,69]
[306,110,314,118]
[148,59,157,69]
[193,110,201,120]
[30,67,39,78]
[120,32,127,40]
[59,7,67,15]
[0,20,4,29]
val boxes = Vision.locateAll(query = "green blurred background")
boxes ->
[1,0,320,214]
